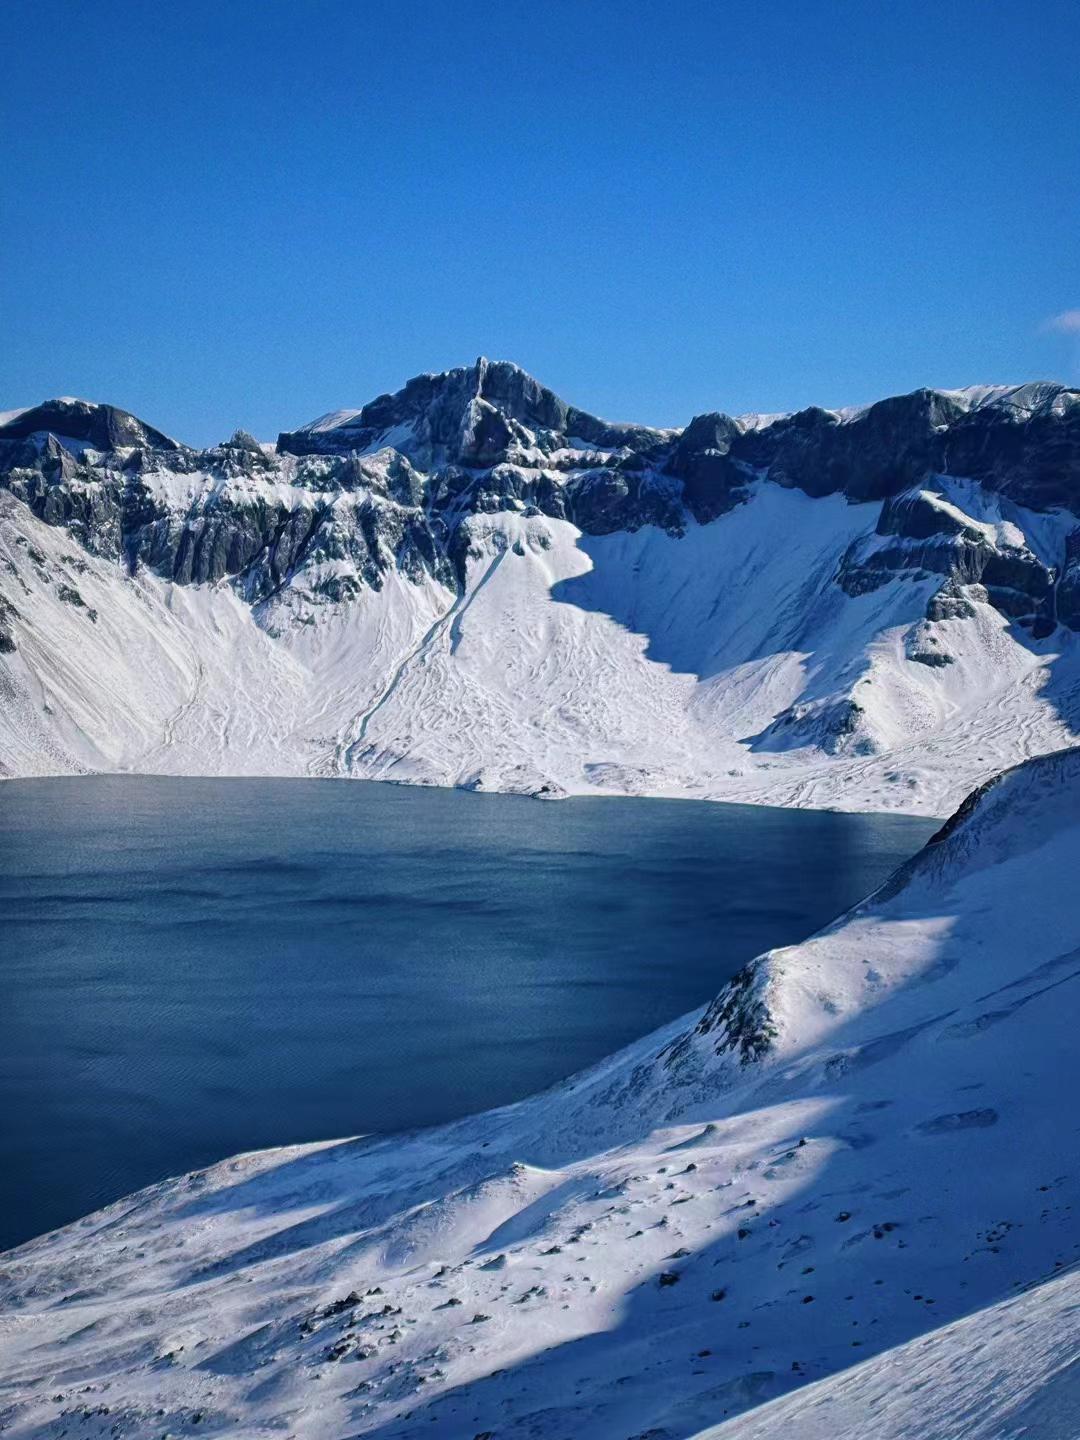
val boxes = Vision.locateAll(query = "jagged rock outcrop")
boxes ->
[1055,526,1080,631]
[2,362,1080,807]
[277,356,671,464]
[729,381,1080,510]
[836,483,1058,632]
[749,696,876,758]
[2,367,1078,639]
[0,398,178,453]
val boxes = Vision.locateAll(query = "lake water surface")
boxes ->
[0,778,938,1251]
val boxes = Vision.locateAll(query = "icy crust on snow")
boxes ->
[3,749,1080,1438]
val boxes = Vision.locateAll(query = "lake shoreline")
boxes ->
[0,777,936,1251]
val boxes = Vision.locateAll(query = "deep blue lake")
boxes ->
[0,777,937,1252]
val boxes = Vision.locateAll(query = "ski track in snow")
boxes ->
[334,593,459,777]
[333,546,509,776]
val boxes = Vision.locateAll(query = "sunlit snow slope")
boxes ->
[3,366,1080,814]
[3,747,1080,1438]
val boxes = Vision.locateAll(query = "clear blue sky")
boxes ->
[3,0,1078,445]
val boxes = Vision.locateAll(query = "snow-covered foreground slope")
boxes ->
[4,748,1080,1438]
[701,1267,1080,1440]
[3,477,1078,815]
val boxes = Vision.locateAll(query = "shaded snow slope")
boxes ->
[701,1265,1080,1440]
[3,748,1080,1437]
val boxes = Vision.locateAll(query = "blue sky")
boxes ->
[2,0,1077,445]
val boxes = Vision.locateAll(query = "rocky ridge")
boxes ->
[3,363,1078,631]
[1,361,1079,808]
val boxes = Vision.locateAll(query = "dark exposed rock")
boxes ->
[753,390,963,502]
[750,696,875,757]
[1055,528,1080,631]
[566,467,683,535]
[0,399,178,452]
[926,579,983,622]
[909,649,953,668]
[835,482,1058,631]
[940,382,1080,510]
[689,960,776,1064]
[222,429,264,455]
[0,593,18,652]
[731,383,1080,511]
[2,368,1078,639]
[877,488,982,543]
[277,357,670,465]
[667,413,750,523]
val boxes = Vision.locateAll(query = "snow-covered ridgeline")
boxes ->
[2,363,1080,812]
[3,746,1080,1437]
[2,475,1079,815]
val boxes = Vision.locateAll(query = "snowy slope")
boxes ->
[2,364,1080,815]
[701,1267,1080,1440]
[3,481,1078,815]
[3,748,1080,1437]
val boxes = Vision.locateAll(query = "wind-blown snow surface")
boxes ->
[4,748,1080,1438]
[3,476,1078,815]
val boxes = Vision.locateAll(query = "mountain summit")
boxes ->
[0,397,179,453]
[1,362,1079,810]
[277,358,669,467]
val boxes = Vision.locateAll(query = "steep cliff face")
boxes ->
[1,363,1079,808]
[3,364,1078,621]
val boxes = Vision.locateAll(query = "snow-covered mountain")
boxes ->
[3,745,1080,1437]
[2,362,1080,813]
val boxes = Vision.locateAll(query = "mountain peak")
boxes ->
[0,397,179,452]
[277,359,672,463]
